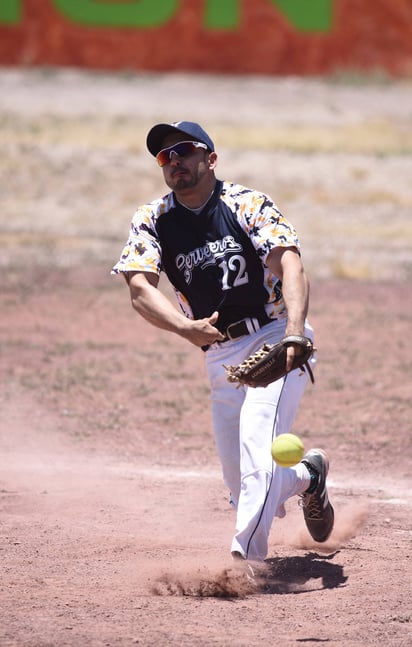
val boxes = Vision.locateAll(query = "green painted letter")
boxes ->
[0,0,20,24]
[205,0,239,29]
[272,0,332,32]
[53,0,178,28]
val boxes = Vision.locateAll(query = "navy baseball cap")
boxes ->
[146,121,215,157]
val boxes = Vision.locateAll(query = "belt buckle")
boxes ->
[225,320,244,341]
[226,318,258,341]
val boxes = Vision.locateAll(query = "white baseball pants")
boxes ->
[205,319,315,562]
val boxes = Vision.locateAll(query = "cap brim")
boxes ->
[146,124,187,157]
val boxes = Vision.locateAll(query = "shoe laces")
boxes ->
[299,492,323,519]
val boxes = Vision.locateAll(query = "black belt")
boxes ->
[202,315,272,351]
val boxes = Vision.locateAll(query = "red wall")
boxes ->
[0,0,411,76]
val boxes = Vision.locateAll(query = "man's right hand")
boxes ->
[181,311,226,347]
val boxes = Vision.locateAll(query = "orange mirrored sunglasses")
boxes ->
[156,141,208,167]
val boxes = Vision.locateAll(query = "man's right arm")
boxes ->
[127,271,225,348]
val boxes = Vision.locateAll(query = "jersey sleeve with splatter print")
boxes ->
[111,196,172,276]
[221,182,300,262]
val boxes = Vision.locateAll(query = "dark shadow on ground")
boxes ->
[262,551,347,594]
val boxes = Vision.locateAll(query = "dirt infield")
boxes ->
[0,69,411,646]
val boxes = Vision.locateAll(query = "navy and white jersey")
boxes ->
[112,180,300,331]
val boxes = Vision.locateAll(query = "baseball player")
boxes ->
[112,121,334,563]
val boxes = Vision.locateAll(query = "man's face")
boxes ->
[159,133,216,193]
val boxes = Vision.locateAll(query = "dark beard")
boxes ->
[169,171,198,192]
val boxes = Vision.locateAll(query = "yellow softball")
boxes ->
[271,433,305,467]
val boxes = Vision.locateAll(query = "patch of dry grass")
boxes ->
[217,119,412,155]
[1,112,411,155]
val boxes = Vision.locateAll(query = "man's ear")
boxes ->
[208,151,218,169]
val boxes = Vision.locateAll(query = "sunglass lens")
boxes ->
[156,142,197,167]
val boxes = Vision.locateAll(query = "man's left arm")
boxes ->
[266,246,310,371]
